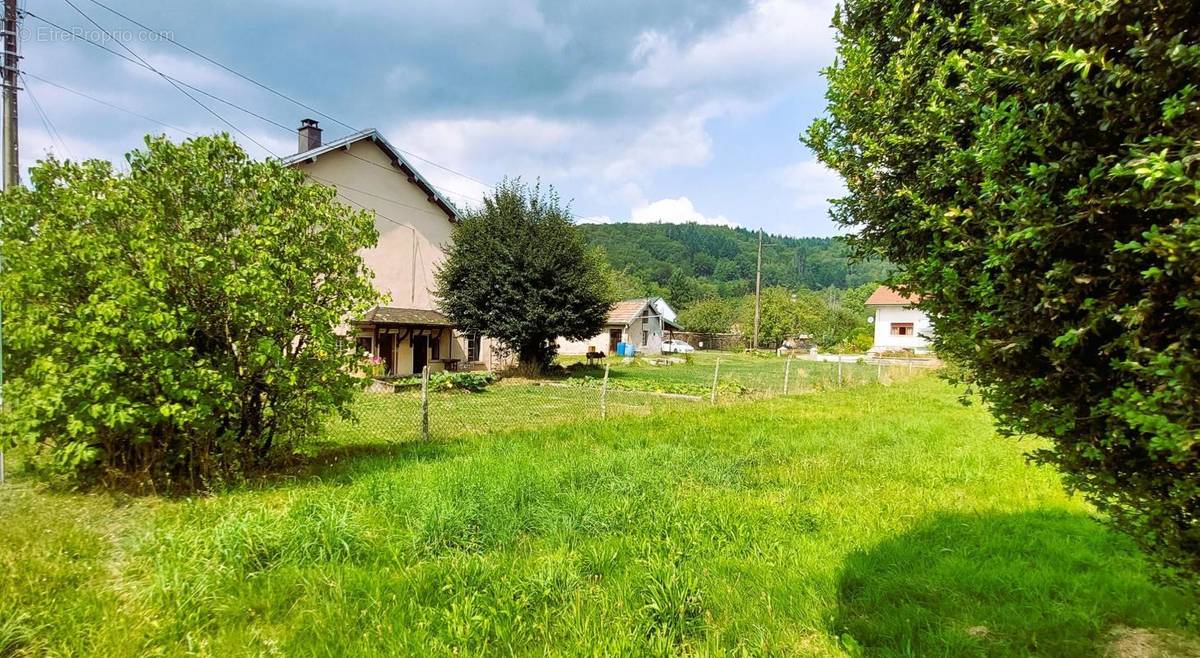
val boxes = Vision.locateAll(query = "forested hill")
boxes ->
[577,222,891,303]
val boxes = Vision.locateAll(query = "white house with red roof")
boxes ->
[865,286,934,354]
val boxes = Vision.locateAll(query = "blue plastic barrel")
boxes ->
[616,341,626,357]
[626,343,636,357]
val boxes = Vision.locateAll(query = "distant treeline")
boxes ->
[578,222,891,306]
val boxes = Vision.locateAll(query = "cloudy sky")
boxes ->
[20,0,846,236]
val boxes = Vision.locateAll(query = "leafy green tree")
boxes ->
[807,0,1200,575]
[0,135,378,486]
[792,287,868,348]
[435,180,614,373]
[677,298,736,334]
[737,287,800,348]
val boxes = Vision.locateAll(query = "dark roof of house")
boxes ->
[281,128,460,221]
[355,306,454,326]
[865,286,921,306]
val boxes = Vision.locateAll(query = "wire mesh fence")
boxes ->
[326,352,940,446]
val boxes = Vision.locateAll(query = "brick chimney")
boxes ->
[297,118,322,153]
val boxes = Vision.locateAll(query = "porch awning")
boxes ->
[354,306,454,327]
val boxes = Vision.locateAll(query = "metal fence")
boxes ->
[327,354,940,445]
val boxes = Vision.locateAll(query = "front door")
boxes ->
[378,333,394,376]
[609,328,621,354]
[412,335,429,375]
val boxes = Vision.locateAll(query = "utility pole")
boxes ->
[0,0,15,484]
[752,228,762,351]
[2,0,17,188]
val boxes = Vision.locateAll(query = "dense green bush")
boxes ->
[0,135,378,487]
[428,371,497,393]
[807,0,1200,576]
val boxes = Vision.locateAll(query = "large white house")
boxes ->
[557,297,681,356]
[281,119,501,376]
[865,286,934,354]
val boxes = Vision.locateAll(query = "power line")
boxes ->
[23,70,473,221]
[53,2,278,156]
[86,0,359,134]
[22,72,199,136]
[81,0,492,192]
[25,11,297,139]
[27,9,486,204]
[21,72,74,159]
[18,71,455,222]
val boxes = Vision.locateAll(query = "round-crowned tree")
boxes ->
[434,179,614,373]
[0,135,378,487]
[807,0,1200,576]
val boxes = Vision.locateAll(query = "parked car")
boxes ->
[662,339,696,354]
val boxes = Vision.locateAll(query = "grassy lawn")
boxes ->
[557,349,895,397]
[1,376,1195,656]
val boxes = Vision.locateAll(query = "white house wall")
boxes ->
[870,305,934,353]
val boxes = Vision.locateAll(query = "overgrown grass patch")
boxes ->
[0,376,1194,656]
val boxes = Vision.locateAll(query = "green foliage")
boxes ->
[577,223,893,305]
[676,297,737,334]
[435,180,614,372]
[733,286,871,348]
[428,371,497,393]
[807,0,1200,576]
[0,135,378,486]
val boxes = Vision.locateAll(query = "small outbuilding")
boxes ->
[557,297,683,356]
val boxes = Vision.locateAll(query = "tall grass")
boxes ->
[0,376,1194,656]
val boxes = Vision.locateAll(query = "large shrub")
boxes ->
[0,135,378,487]
[434,179,614,373]
[807,0,1200,575]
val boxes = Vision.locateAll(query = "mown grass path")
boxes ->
[1,376,1194,656]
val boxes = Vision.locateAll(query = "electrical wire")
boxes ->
[27,9,484,204]
[21,72,199,137]
[20,72,74,158]
[82,0,492,192]
[52,2,278,156]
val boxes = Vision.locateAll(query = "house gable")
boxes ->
[282,129,459,221]
[287,137,455,311]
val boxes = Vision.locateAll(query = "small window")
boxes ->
[431,336,441,360]
[890,322,914,336]
[467,333,482,362]
[642,330,649,345]
[355,335,373,355]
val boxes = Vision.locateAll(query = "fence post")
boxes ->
[420,365,430,441]
[783,355,792,395]
[837,355,843,387]
[877,359,883,382]
[710,357,721,404]
[0,449,4,485]
[600,362,610,420]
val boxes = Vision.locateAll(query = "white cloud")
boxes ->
[630,197,737,227]
[776,158,845,210]
[608,0,836,99]
[388,108,715,200]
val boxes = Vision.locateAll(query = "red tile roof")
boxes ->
[607,298,654,325]
[865,286,920,306]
